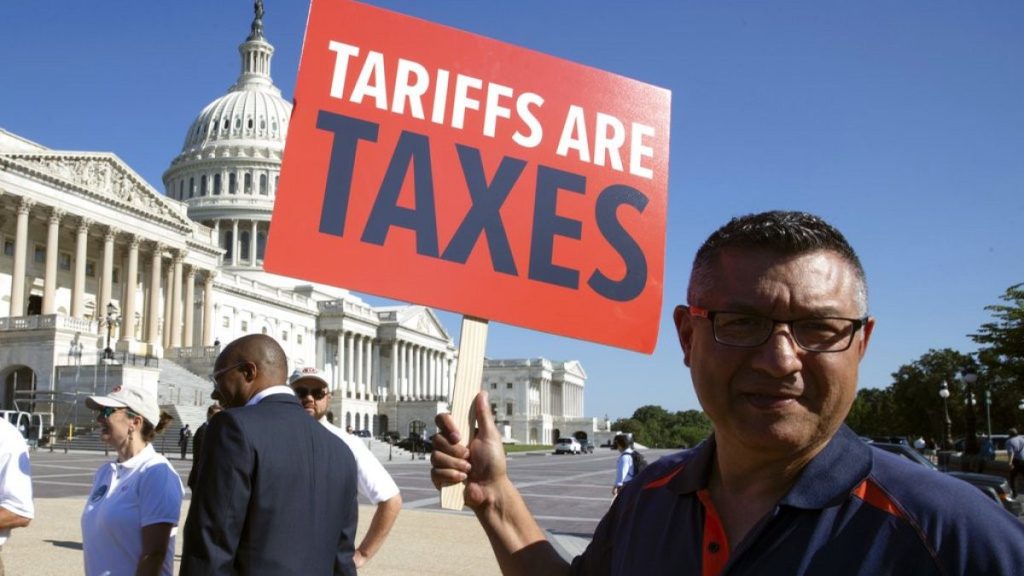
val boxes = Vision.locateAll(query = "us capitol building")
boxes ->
[0,5,603,445]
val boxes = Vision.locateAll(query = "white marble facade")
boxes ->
[0,5,591,444]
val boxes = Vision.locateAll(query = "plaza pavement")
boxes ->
[6,446,595,576]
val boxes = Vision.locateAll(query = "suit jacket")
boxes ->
[186,421,209,490]
[180,393,358,575]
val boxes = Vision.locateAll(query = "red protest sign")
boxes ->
[265,0,671,353]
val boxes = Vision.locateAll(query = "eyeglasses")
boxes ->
[208,362,248,385]
[293,387,328,400]
[688,305,868,353]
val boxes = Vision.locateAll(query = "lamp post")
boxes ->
[961,369,980,457]
[939,381,953,450]
[103,303,120,362]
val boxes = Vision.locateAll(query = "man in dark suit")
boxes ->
[186,403,222,491]
[181,334,358,575]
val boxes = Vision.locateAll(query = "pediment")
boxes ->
[0,152,193,231]
[395,306,451,342]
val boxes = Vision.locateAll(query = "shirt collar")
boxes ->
[245,385,296,407]
[116,442,157,470]
[667,425,873,509]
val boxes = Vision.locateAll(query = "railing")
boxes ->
[171,346,221,360]
[0,314,97,333]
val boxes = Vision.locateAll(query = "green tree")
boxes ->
[971,283,1024,382]
[971,283,1024,432]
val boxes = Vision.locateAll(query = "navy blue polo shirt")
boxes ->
[571,425,1024,575]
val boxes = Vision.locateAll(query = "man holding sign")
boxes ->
[431,211,1024,575]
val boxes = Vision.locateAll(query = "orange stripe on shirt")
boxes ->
[697,489,730,576]
[642,463,685,490]
[852,479,906,520]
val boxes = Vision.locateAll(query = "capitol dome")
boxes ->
[162,1,288,272]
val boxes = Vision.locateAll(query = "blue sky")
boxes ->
[3,1,1022,421]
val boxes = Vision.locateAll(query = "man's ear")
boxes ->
[673,305,694,368]
[240,361,258,382]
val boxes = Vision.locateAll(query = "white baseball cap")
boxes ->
[289,366,329,388]
[86,383,160,427]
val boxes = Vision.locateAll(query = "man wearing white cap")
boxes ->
[289,366,403,569]
[81,382,182,576]
[0,418,34,576]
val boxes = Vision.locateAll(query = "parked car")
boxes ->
[579,440,595,454]
[554,437,582,454]
[397,436,433,452]
[355,429,372,438]
[870,442,1023,517]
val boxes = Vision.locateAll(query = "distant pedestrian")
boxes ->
[1007,428,1024,497]
[612,434,640,498]
[178,424,192,460]
[187,405,223,491]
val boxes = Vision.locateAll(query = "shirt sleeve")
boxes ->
[343,436,399,504]
[614,453,632,487]
[138,462,184,527]
[0,434,34,519]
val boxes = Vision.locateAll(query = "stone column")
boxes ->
[231,219,239,266]
[162,263,173,349]
[9,198,34,316]
[316,331,325,370]
[170,252,184,348]
[100,227,117,323]
[202,271,216,345]
[71,218,91,317]
[390,340,399,401]
[121,236,139,346]
[183,266,195,347]
[345,332,354,396]
[365,338,373,398]
[356,335,366,396]
[147,244,162,348]
[42,208,64,315]
[250,220,258,264]
[342,330,350,391]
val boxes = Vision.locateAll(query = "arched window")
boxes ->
[244,173,252,194]
[256,232,267,260]
[189,177,194,197]
[201,175,208,196]
[223,231,233,260]
[240,231,251,260]
[229,173,237,194]
[259,174,268,195]
[213,174,221,195]
[178,181,184,199]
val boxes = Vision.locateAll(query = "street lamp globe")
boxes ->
[939,382,950,400]
[938,381,953,450]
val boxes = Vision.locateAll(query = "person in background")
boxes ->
[430,210,1024,575]
[186,404,223,491]
[0,418,34,576]
[611,434,635,498]
[181,334,358,575]
[82,383,181,576]
[178,424,192,460]
[290,367,403,568]
[1006,428,1024,497]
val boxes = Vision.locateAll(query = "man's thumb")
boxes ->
[472,390,498,439]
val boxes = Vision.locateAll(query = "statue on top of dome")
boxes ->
[248,0,265,41]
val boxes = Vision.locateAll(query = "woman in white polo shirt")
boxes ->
[81,383,183,576]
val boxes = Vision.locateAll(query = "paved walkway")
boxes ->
[4,497,587,575]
